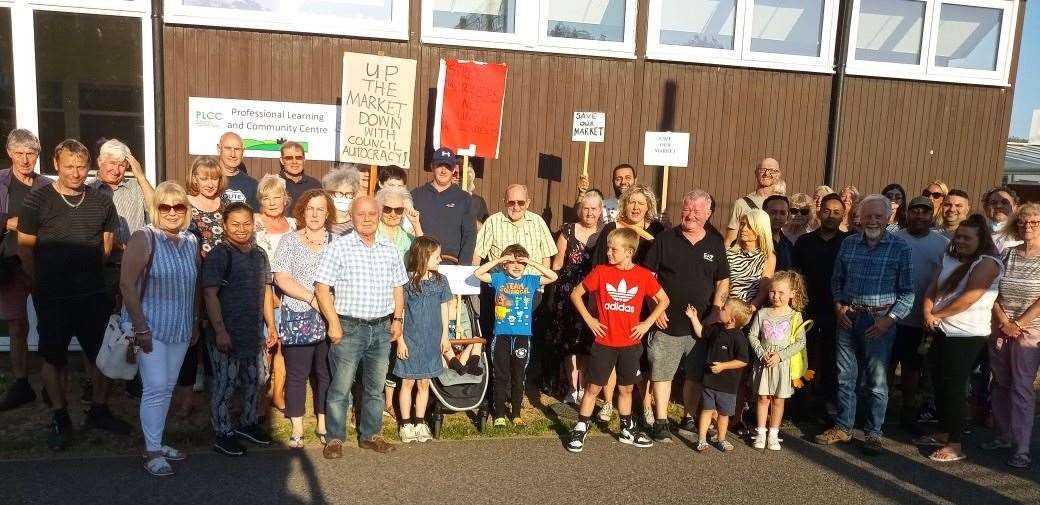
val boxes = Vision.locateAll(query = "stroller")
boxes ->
[428,294,491,438]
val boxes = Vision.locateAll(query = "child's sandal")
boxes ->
[288,435,304,448]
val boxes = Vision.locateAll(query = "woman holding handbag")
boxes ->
[120,181,200,476]
[272,189,335,448]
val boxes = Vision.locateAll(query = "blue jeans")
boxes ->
[835,311,897,436]
[326,317,391,442]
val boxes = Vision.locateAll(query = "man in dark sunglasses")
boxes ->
[278,141,321,213]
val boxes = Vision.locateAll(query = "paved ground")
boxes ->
[3,425,1039,505]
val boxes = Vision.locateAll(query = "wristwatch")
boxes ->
[392,316,403,323]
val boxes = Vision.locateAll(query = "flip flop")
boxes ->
[912,435,945,447]
[929,449,966,462]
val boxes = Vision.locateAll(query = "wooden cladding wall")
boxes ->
[163,24,1015,230]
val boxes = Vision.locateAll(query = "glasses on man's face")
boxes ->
[507,200,527,208]
[282,155,304,161]
[158,203,188,214]
[923,190,944,199]
[382,206,405,216]
[758,168,779,175]
[792,207,811,216]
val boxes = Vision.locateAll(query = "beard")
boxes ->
[863,227,883,241]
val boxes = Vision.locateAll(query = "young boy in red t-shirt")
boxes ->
[566,227,670,452]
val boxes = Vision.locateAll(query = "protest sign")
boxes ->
[572,112,605,142]
[434,59,508,160]
[643,131,691,212]
[440,265,481,296]
[339,52,417,168]
[188,97,338,160]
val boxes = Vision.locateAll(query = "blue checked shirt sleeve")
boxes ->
[390,251,407,287]
[831,238,849,306]
[888,241,916,320]
[313,242,342,286]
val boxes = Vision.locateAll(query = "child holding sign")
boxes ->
[474,244,558,427]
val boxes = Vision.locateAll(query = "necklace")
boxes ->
[301,230,327,247]
[59,190,85,208]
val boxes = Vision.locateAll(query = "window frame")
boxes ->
[846,0,1018,87]
[421,0,639,59]
[645,0,840,74]
[163,0,409,40]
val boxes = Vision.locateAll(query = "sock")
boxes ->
[415,417,425,426]
[576,415,591,430]
[448,357,465,374]
[756,427,767,436]
[620,414,633,430]
[768,427,779,440]
[465,355,483,374]
[655,418,669,426]
[399,418,411,428]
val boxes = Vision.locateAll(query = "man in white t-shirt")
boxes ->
[723,158,780,246]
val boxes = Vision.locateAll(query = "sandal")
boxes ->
[912,435,946,447]
[159,445,186,461]
[315,431,328,446]
[144,456,174,477]
[1007,453,1031,468]
[288,435,304,449]
[928,448,966,462]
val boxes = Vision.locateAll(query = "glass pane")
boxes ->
[300,0,394,21]
[432,0,515,33]
[935,3,1001,71]
[0,9,14,143]
[547,0,626,42]
[855,0,925,65]
[750,0,824,57]
[184,0,278,11]
[35,12,144,175]
[659,0,736,50]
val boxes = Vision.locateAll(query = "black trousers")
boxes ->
[492,335,530,419]
[931,334,988,443]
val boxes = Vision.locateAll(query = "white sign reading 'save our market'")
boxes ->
[643,131,691,167]
[572,112,606,142]
[188,97,339,161]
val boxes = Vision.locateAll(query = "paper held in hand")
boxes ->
[439,265,481,296]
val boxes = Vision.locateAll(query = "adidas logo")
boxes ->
[603,302,636,313]
[606,279,638,303]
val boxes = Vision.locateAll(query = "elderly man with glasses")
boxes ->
[277,141,321,212]
[723,158,782,246]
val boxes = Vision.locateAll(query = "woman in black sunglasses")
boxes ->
[922,180,949,226]
[783,193,816,243]
[882,183,908,231]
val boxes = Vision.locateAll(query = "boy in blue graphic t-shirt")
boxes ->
[475,244,557,427]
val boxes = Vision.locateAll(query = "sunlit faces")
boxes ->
[1017,211,1040,242]
[193,172,221,199]
[578,198,602,227]
[432,164,453,187]
[382,177,406,190]
[8,146,38,176]
[738,216,758,244]
[755,159,780,188]
[280,146,305,176]
[505,186,529,222]
[860,200,888,240]
[768,278,793,310]
[623,192,649,224]
[427,246,442,272]
[680,198,710,232]
[330,184,355,215]
[157,200,189,232]
[942,194,970,226]
[54,151,88,191]
[223,208,254,247]
[613,167,635,196]
[381,194,406,227]
[501,254,528,277]
[952,225,981,258]
[985,191,1015,224]
[303,195,329,231]
[217,134,243,170]
[260,191,287,217]
[350,197,380,236]
[605,238,634,267]
[818,199,845,230]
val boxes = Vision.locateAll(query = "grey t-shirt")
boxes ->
[202,242,271,358]
[893,229,949,327]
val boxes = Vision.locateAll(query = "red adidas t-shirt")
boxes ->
[582,264,662,348]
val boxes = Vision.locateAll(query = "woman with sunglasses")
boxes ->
[922,180,949,227]
[121,182,200,476]
[322,165,360,236]
[376,186,424,258]
[882,183,908,231]
[783,193,815,242]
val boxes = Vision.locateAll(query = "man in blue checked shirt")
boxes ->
[816,194,914,457]
[315,195,408,459]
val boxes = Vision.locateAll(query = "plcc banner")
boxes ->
[434,59,508,159]
[339,52,417,168]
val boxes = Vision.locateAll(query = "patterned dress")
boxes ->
[727,247,766,302]
[548,222,598,356]
[189,196,228,258]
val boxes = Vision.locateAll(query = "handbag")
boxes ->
[278,304,327,346]
[96,229,156,380]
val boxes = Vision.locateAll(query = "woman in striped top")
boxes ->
[727,209,776,312]
[120,181,200,476]
[987,203,1040,468]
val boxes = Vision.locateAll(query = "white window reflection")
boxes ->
[935,3,1001,71]
[855,0,926,65]
[750,0,824,57]
[547,0,626,42]
[432,0,516,33]
[659,0,736,50]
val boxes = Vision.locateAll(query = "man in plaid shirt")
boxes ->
[816,194,914,456]
[315,195,407,459]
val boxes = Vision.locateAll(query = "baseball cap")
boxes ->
[431,147,457,168]
[908,195,933,211]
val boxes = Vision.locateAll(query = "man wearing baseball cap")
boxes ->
[411,148,476,263]
[891,195,949,433]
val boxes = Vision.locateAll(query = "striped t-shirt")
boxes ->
[121,227,199,344]
[999,248,1040,332]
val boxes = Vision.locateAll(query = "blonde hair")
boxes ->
[607,227,640,254]
[925,179,950,196]
[257,173,288,201]
[149,181,191,232]
[724,298,754,329]
[618,184,658,223]
[771,270,807,311]
[186,156,226,197]
[735,209,774,257]
[772,179,787,195]
[1004,203,1040,242]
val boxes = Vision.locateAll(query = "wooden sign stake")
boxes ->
[368,164,378,195]
[455,295,463,337]
[661,165,670,213]
[461,155,470,192]
[581,140,590,179]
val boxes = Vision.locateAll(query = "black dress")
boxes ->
[547,223,599,356]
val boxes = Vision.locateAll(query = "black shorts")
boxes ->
[586,343,643,387]
[893,324,926,372]
[36,294,113,366]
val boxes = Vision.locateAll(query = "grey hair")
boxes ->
[375,186,413,210]
[7,129,40,153]
[858,194,892,219]
[323,163,360,192]
[257,173,288,199]
[98,138,131,162]
[578,190,603,209]
[683,189,713,209]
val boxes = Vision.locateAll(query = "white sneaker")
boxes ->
[577,389,585,402]
[597,403,614,422]
[565,390,579,405]
[767,435,781,451]
[399,423,417,443]
[753,432,766,450]
[414,423,433,443]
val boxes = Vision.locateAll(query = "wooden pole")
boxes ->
[461,155,470,191]
[581,140,590,179]
[454,295,463,337]
[661,165,670,213]
[368,164,378,195]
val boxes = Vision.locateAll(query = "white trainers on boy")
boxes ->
[399,423,417,443]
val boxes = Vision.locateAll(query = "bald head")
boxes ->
[755,157,780,190]
[504,184,530,222]
[351,195,380,239]
[217,132,244,174]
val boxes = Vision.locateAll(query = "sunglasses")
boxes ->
[382,206,405,216]
[506,200,527,207]
[792,208,811,216]
[922,191,944,199]
[281,155,304,161]
[158,203,188,214]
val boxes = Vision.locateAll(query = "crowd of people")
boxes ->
[0,128,1038,477]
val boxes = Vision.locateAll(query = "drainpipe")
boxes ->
[824,0,854,188]
[151,0,166,181]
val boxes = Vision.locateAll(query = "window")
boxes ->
[422,0,638,58]
[847,0,1017,86]
[0,8,13,140]
[164,0,409,39]
[647,0,839,73]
